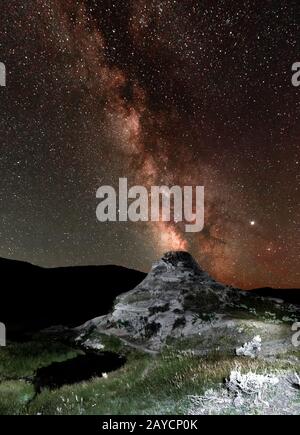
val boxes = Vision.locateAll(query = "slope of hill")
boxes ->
[77,251,300,354]
[252,287,300,305]
[0,257,146,337]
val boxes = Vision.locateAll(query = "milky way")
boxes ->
[0,0,299,288]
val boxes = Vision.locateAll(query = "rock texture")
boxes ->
[76,251,299,355]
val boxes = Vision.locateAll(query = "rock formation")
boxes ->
[76,251,299,356]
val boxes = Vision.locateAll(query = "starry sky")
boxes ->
[0,0,299,289]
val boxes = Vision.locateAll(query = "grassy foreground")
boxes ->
[0,335,299,415]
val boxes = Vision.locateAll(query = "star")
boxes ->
[0,0,298,289]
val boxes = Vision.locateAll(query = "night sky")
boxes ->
[0,0,299,289]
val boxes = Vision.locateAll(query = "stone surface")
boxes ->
[75,251,300,355]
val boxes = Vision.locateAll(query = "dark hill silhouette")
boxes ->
[251,287,300,305]
[0,257,146,338]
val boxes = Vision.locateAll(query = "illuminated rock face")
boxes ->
[77,252,299,354]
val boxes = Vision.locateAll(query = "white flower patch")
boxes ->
[236,335,261,358]
[226,368,279,396]
[83,338,105,350]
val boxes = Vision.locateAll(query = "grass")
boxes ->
[27,349,300,415]
[0,339,81,379]
[0,338,82,415]
[87,333,125,354]
[0,380,35,415]
[1,335,299,415]
[0,328,299,415]
[27,350,225,414]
